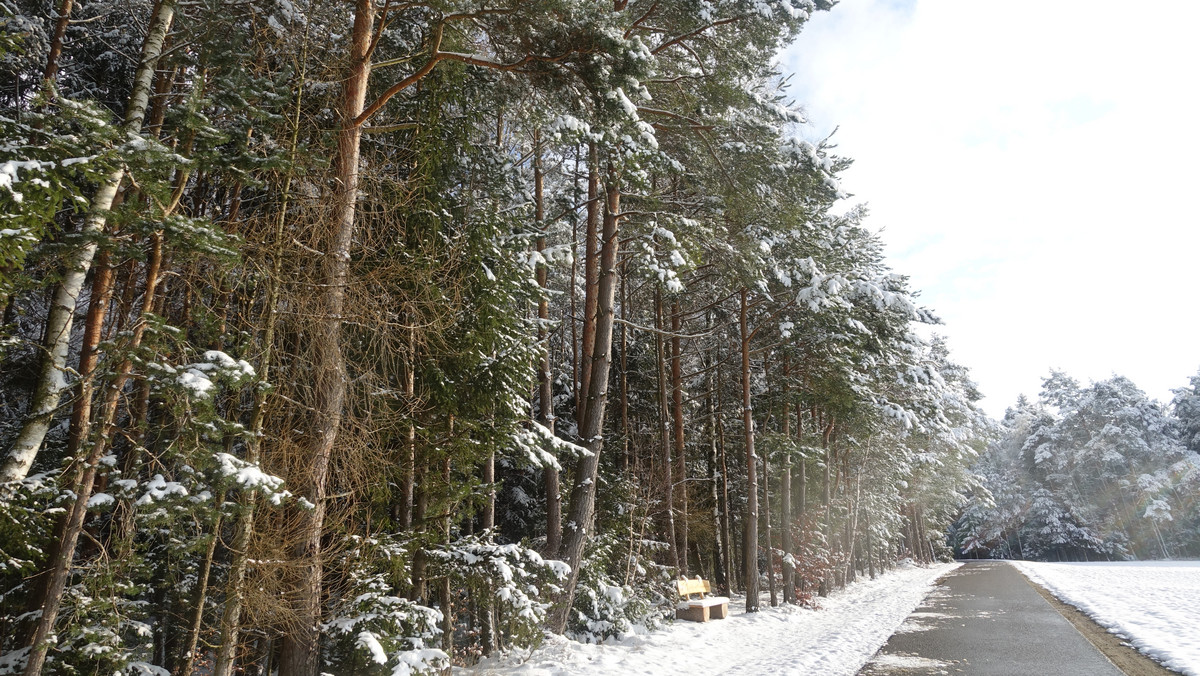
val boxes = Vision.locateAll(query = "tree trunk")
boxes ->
[781,356,793,603]
[619,262,630,474]
[402,324,417,529]
[706,343,727,594]
[654,291,679,571]
[439,453,454,661]
[412,467,429,603]
[670,302,688,576]
[41,0,74,85]
[717,355,734,594]
[481,448,496,655]
[278,2,373,673]
[179,509,222,676]
[764,449,776,607]
[548,176,620,634]
[739,289,759,612]
[797,403,806,518]
[576,145,600,417]
[535,134,561,557]
[845,476,861,585]
[865,507,876,579]
[1,0,176,486]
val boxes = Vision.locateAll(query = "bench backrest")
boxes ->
[677,578,711,598]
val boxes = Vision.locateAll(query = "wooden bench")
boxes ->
[676,577,729,622]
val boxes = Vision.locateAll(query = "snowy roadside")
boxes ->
[1013,560,1200,676]
[462,562,959,676]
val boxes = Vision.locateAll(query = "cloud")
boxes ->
[781,0,1200,414]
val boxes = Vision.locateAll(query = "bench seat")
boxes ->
[678,596,730,609]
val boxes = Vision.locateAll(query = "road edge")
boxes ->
[1016,567,1181,676]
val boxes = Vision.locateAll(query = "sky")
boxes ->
[780,0,1200,417]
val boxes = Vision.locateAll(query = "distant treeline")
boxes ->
[952,370,1200,561]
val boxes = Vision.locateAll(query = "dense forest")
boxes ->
[953,371,1200,562]
[2,1,995,674]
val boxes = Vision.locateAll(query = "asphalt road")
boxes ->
[858,560,1126,676]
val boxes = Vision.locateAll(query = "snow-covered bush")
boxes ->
[428,533,570,656]
[566,530,673,644]
[324,535,448,676]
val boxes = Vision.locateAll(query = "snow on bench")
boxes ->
[676,577,729,622]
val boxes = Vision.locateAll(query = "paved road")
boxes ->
[859,561,1125,675]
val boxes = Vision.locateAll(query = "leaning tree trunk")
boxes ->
[739,289,760,612]
[278,3,372,674]
[1,0,177,487]
[23,231,164,676]
[549,177,620,634]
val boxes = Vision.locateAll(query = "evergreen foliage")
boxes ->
[0,1,996,673]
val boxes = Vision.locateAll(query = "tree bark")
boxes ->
[619,262,630,474]
[535,133,561,557]
[739,289,759,612]
[548,176,620,634]
[654,291,679,571]
[402,324,416,529]
[706,341,727,595]
[764,446,776,607]
[781,356,794,603]
[576,145,600,419]
[439,452,454,660]
[41,0,74,85]
[1,0,176,487]
[179,508,221,676]
[278,2,372,673]
[717,356,735,594]
[670,301,688,576]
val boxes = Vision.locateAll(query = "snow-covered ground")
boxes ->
[463,562,958,676]
[1014,560,1200,676]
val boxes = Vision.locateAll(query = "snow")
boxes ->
[462,562,958,676]
[1013,560,1200,675]
[357,631,389,665]
[86,492,114,508]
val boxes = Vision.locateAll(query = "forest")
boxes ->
[3,1,1189,675]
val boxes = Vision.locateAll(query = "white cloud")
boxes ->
[782,0,1200,415]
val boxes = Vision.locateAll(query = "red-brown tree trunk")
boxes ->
[577,145,600,420]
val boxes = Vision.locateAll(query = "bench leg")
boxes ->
[710,603,728,620]
[676,605,710,622]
